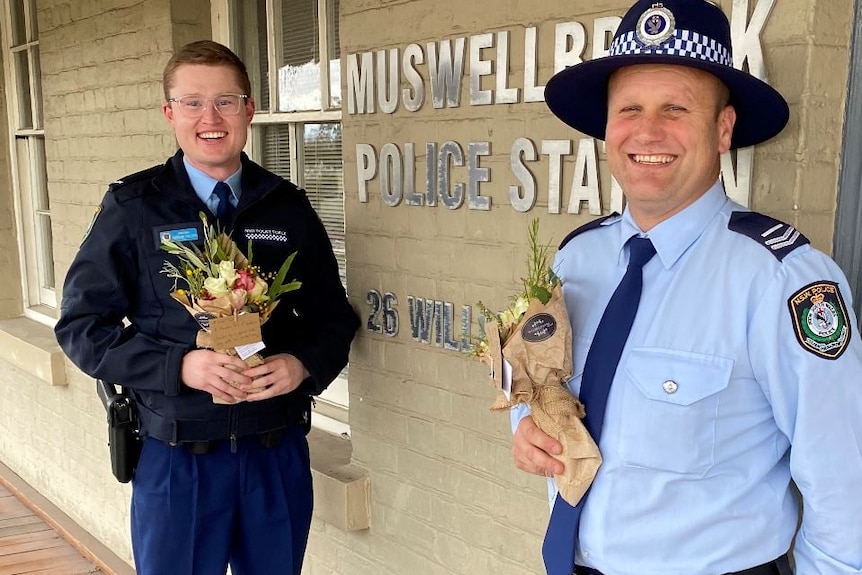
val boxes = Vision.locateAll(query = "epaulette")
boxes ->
[728,211,809,261]
[559,213,620,250]
[107,164,162,193]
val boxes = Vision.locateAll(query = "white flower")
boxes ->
[499,309,517,328]
[512,296,530,318]
[218,260,238,286]
[204,276,230,297]
[249,276,268,301]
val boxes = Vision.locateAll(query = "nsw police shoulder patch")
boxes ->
[788,281,851,360]
[81,205,101,245]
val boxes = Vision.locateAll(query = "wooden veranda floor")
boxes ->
[0,483,104,575]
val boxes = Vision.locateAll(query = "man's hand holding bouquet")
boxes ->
[471,220,600,506]
[160,213,301,403]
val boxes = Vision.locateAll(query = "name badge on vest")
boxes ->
[152,222,204,250]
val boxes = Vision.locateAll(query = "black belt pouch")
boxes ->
[96,380,143,483]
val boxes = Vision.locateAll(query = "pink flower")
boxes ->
[229,289,247,312]
[233,269,256,291]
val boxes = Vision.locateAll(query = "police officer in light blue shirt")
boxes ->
[511,1,862,574]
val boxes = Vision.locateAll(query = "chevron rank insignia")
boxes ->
[788,281,851,360]
[728,212,809,261]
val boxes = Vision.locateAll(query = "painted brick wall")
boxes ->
[305,0,855,574]
[0,0,209,566]
[0,0,853,574]
[745,0,853,250]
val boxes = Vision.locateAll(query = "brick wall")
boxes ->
[0,0,853,573]
[304,0,855,574]
[44,0,183,279]
[747,0,853,249]
[0,0,209,566]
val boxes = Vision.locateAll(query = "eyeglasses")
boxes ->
[167,94,249,117]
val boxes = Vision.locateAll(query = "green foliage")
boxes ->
[159,211,301,315]
[268,251,301,300]
[522,218,559,305]
[467,218,559,359]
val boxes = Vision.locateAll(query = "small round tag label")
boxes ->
[521,313,557,342]
[194,312,215,330]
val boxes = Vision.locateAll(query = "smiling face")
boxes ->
[606,64,736,231]
[162,63,255,181]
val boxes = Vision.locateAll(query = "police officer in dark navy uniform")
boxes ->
[55,40,359,575]
[511,2,862,575]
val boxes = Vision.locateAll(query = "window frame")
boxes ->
[0,0,56,321]
[212,0,349,431]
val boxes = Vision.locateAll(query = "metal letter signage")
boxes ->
[731,0,775,82]
[349,5,776,210]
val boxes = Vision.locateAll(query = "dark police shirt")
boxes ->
[56,150,359,442]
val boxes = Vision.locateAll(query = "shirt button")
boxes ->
[662,380,678,394]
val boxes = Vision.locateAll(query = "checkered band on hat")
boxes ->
[610,28,732,67]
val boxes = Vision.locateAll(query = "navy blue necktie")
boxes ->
[213,181,235,230]
[542,236,656,575]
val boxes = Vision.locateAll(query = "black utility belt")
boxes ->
[170,428,286,455]
[575,554,792,575]
[137,400,311,444]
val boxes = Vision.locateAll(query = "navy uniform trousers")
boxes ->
[130,426,312,575]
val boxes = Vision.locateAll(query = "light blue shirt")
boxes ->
[183,158,242,216]
[513,181,862,575]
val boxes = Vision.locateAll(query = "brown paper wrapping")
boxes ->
[173,292,268,404]
[489,285,601,506]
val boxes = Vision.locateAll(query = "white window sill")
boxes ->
[0,317,66,386]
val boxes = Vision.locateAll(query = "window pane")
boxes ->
[32,136,52,289]
[278,0,321,112]
[259,124,292,179]
[37,212,54,289]
[14,135,54,304]
[258,121,345,284]
[328,0,341,109]
[303,123,345,285]
[32,136,48,210]
[9,0,26,45]
[30,48,42,128]
[14,50,32,128]
[25,0,36,39]
[232,0,270,110]
[255,0,269,109]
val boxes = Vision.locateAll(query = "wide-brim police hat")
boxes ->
[544,0,789,149]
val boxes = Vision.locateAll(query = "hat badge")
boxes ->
[636,3,676,46]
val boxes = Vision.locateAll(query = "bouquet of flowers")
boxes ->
[472,219,600,506]
[160,212,301,402]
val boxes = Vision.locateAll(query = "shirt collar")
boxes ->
[618,180,730,269]
[183,158,243,205]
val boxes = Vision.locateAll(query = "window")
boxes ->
[1,0,55,315]
[216,0,349,429]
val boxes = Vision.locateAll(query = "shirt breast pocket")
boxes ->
[619,348,733,476]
